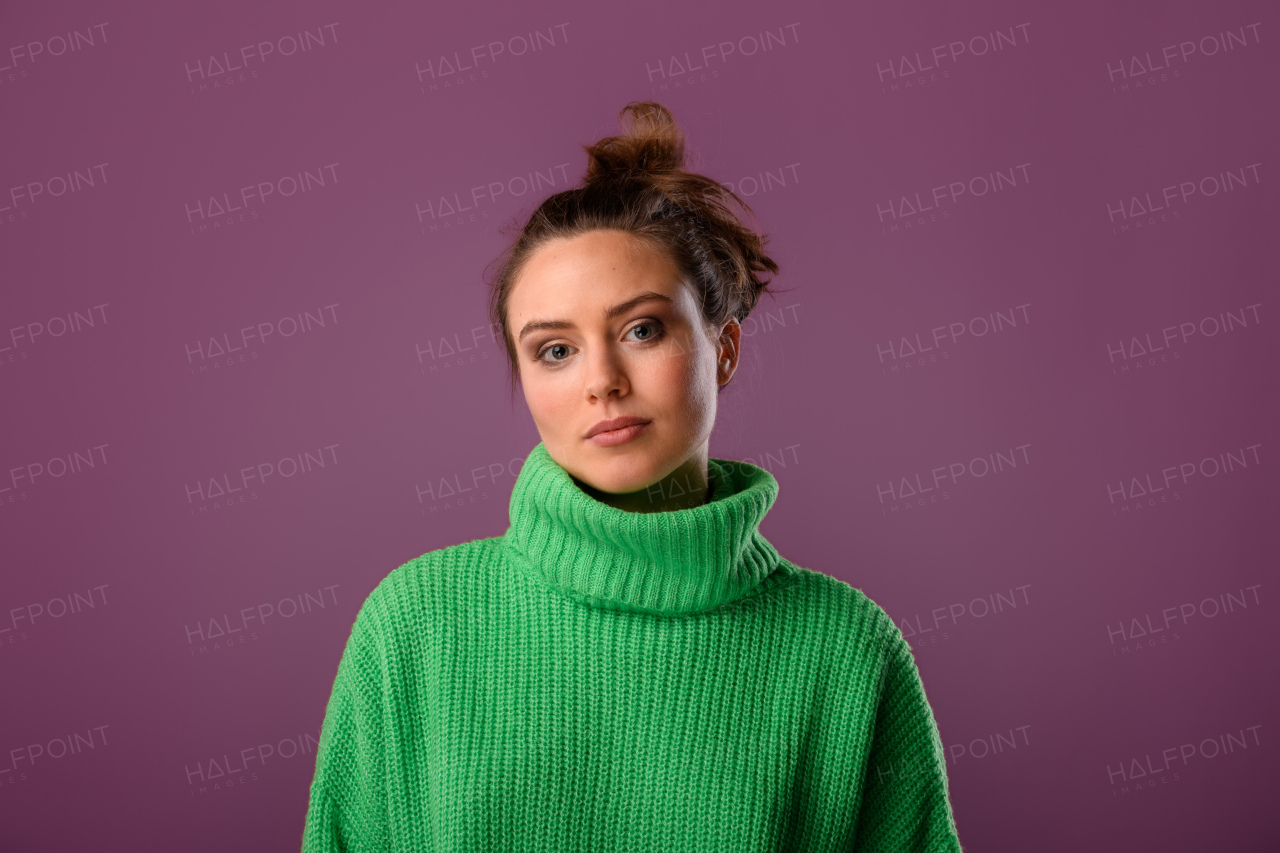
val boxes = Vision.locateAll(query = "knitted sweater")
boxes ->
[301,441,963,852]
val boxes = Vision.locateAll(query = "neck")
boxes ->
[572,451,712,513]
[503,441,784,615]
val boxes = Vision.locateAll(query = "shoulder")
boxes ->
[775,560,904,656]
[346,535,507,647]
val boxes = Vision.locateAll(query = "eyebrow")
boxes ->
[516,292,675,342]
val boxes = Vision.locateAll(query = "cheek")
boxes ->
[522,373,573,423]
[649,336,713,403]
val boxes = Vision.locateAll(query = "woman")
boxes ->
[301,101,964,852]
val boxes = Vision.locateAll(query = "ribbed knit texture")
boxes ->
[302,441,964,852]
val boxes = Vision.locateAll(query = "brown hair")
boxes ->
[484,101,782,400]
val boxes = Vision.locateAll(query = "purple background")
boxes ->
[2,0,1277,850]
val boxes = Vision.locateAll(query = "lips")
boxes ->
[585,416,651,439]
[585,420,651,447]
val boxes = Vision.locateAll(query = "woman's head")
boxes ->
[486,102,779,503]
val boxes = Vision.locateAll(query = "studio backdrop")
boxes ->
[1,0,1276,850]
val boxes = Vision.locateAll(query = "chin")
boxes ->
[576,448,665,495]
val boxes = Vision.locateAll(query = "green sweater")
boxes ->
[301,441,963,852]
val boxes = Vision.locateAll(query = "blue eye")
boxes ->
[533,320,665,366]
[536,343,573,363]
[627,320,665,342]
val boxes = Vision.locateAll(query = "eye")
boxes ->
[534,342,574,364]
[532,320,666,367]
[626,320,665,342]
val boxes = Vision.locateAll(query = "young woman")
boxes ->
[301,101,964,852]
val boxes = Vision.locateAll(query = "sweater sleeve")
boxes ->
[851,618,963,853]
[301,596,393,853]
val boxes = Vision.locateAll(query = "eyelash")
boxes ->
[534,320,667,366]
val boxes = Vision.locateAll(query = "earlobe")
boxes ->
[718,356,733,385]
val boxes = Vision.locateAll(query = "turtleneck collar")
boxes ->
[502,441,785,616]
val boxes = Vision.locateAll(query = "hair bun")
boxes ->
[583,101,686,180]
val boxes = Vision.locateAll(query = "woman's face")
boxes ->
[507,228,740,503]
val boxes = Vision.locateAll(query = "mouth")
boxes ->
[585,417,652,446]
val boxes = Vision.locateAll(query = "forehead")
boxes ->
[509,230,687,314]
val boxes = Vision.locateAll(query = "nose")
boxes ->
[583,344,628,401]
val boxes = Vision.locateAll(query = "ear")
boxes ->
[716,318,742,386]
